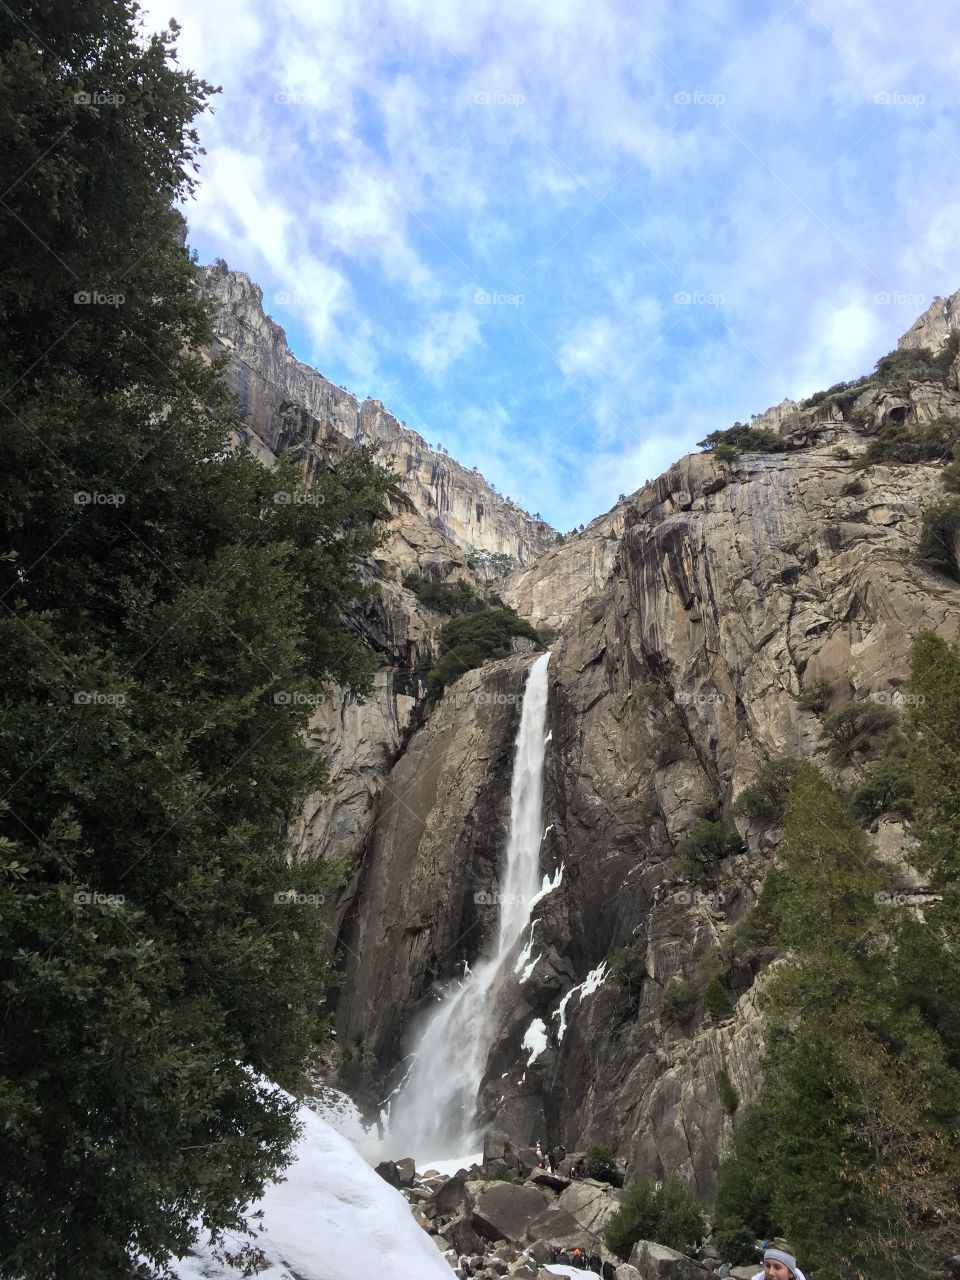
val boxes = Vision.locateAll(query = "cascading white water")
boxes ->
[378,651,551,1162]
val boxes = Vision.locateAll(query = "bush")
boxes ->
[918,495,960,579]
[797,676,832,713]
[848,743,914,821]
[832,445,853,460]
[800,376,872,412]
[716,1067,739,1113]
[734,757,801,826]
[698,426,785,454]
[602,1174,704,1258]
[841,478,866,496]
[713,442,741,462]
[677,820,745,864]
[942,460,960,493]
[609,947,646,1000]
[821,701,899,765]
[714,1217,758,1265]
[402,573,483,615]
[662,978,697,1026]
[586,1143,620,1186]
[426,606,541,696]
[706,978,735,1022]
[860,416,960,466]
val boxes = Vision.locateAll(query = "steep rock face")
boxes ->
[898,287,960,351]
[335,651,539,1083]
[199,265,557,564]
[198,265,555,869]
[336,409,960,1198]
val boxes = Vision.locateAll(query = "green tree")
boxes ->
[0,4,398,1275]
[603,1173,703,1258]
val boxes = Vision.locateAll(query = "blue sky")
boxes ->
[151,0,960,531]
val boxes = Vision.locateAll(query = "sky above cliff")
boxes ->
[153,0,960,531]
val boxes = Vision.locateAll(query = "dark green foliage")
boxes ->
[800,376,873,412]
[706,978,735,1022]
[0,4,399,1274]
[602,1174,703,1258]
[697,425,785,454]
[609,947,646,1000]
[426,606,540,696]
[714,1218,757,1265]
[840,477,866,496]
[733,756,800,825]
[796,676,831,713]
[860,416,960,466]
[832,445,853,460]
[821,700,899,764]
[661,978,697,1026]
[716,1067,739,1114]
[942,459,960,492]
[918,495,960,578]
[848,741,914,821]
[677,820,745,864]
[586,1143,620,1186]
[713,442,741,462]
[714,760,960,1276]
[874,333,960,386]
[402,573,483,614]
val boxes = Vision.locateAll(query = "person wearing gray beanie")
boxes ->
[750,1239,807,1280]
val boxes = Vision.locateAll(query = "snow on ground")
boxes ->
[521,1017,549,1064]
[417,1151,483,1178]
[168,1095,454,1280]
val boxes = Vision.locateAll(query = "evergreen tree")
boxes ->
[0,3,398,1274]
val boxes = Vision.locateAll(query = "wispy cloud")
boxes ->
[146,0,960,527]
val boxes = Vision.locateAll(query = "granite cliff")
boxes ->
[327,294,960,1199]
[198,266,960,1201]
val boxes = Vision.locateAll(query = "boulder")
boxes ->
[524,1206,583,1244]
[615,1267,642,1280]
[529,1169,570,1193]
[484,1129,514,1163]
[556,1179,623,1234]
[446,1213,486,1255]
[472,1182,552,1244]
[431,1170,469,1215]
[628,1240,715,1280]
[374,1159,400,1188]
[395,1156,416,1187]
[730,1269,757,1280]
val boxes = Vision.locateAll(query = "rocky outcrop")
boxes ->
[200,264,557,565]
[897,287,960,351]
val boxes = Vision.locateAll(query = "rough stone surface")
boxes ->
[472,1182,552,1244]
[628,1240,714,1280]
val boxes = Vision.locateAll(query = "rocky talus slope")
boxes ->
[332,298,960,1200]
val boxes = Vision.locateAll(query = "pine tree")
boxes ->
[0,3,398,1274]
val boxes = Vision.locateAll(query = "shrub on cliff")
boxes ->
[677,819,745,864]
[860,415,960,466]
[733,756,800,826]
[426,605,541,696]
[697,424,785,454]
[918,494,960,579]
[402,573,484,614]
[821,700,899,765]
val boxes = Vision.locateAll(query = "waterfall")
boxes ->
[378,651,551,1163]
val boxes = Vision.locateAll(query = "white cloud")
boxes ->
[408,309,483,376]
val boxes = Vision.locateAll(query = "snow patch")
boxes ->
[528,861,564,912]
[552,961,608,1042]
[521,1017,549,1065]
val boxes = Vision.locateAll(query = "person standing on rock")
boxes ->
[535,1139,545,1168]
[751,1240,807,1280]
[545,1143,556,1174]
